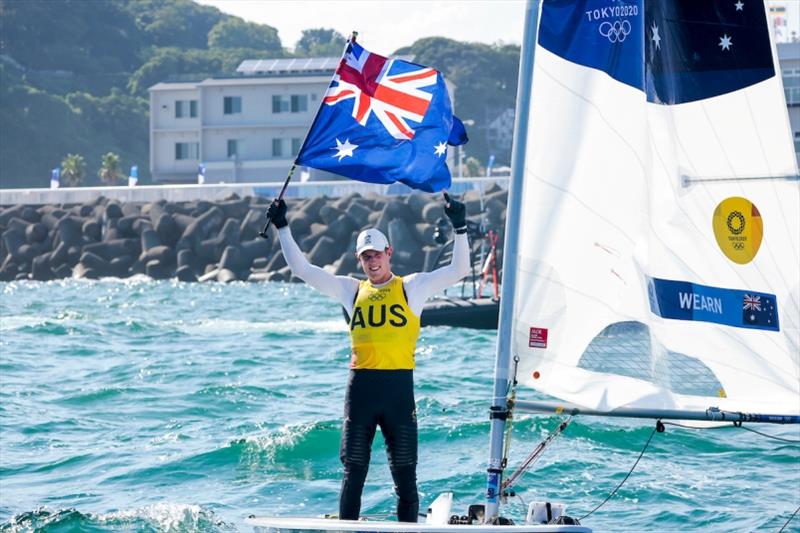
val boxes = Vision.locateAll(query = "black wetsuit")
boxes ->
[339,369,419,522]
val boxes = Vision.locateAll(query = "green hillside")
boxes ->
[0,0,519,188]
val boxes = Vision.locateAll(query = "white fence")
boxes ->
[0,176,509,206]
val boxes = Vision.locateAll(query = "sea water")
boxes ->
[1,279,798,532]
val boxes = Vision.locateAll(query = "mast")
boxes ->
[484,0,541,522]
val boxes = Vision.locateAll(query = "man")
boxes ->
[266,194,469,522]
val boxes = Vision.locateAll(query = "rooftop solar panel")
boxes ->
[236,55,413,75]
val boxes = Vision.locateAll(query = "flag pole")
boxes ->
[258,31,358,239]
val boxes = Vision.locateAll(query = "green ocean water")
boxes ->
[1,279,798,532]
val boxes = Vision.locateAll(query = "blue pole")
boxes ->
[484,0,541,522]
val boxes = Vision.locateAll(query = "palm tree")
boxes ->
[60,153,86,187]
[98,152,121,185]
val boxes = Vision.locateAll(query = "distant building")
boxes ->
[150,55,453,184]
[777,42,800,167]
[149,58,341,184]
[486,108,515,164]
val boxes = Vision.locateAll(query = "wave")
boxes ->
[0,316,50,332]
[103,420,343,486]
[1,503,233,532]
[173,319,347,335]
[57,386,148,405]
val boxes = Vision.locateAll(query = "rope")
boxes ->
[578,424,659,521]
[502,416,573,491]
[662,421,800,444]
[778,505,800,533]
[739,425,800,444]
[661,421,717,430]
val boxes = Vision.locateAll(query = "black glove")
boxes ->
[443,192,466,232]
[267,199,288,229]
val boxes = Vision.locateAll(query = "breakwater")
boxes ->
[0,185,507,283]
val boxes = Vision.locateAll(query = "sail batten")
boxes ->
[683,175,799,183]
[511,0,800,418]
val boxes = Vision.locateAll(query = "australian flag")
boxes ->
[296,40,467,193]
[537,0,775,105]
[742,294,778,329]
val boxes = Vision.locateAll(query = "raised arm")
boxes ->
[268,200,359,308]
[404,194,471,315]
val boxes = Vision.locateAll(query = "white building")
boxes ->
[777,42,800,166]
[148,55,466,184]
[149,58,339,184]
[486,107,515,163]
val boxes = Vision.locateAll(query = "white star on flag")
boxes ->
[651,22,661,50]
[434,141,447,157]
[735,1,744,11]
[332,138,358,161]
[719,34,733,51]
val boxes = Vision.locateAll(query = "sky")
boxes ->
[195,0,800,56]
[194,0,523,54]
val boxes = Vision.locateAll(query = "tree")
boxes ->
[61,154,86,187]
[207,18,281,53]
[395,37,521,166]
[128,47,266,97]
[295,28,346,57]
[98,152,121,185]
[122,0,224,50]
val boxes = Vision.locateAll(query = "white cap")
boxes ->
[356,228,389,256]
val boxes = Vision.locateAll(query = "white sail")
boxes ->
[511,0,799,416]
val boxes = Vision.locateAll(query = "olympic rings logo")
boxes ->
[727,211,746,235]
[368,290,389,302]
[599,20,632,43]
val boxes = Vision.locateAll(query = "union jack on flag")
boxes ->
[742,294,762,311]
[296,40,467,192]
[324,45,438,140]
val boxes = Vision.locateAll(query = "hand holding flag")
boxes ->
[258,35,468,240]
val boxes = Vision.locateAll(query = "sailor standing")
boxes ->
[267,195,470,522]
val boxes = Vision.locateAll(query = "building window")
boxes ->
[272,95,289,113]
[175,142,199,160]
[175,99,198,118]
[784,68,800,106]
[227,139,242,158]
[273,94,309,113]
[785,87,800,106]
[272,138,283,157]
[291,94,308,112]
[794,131,800,156]
[291,138,302,156]
[224,96,242,115]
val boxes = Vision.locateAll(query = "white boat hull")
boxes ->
[245,516,591,533]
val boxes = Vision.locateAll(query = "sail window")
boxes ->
[577,322,724,398]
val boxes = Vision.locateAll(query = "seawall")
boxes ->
[0,187,507,283]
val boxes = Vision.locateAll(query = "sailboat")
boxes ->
[248,0,799,530]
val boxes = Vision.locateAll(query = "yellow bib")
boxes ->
[349,275,421,370]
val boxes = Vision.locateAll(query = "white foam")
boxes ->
[174,318,347,335]
[97,502,214,530]
[0,316,47,331]
[239,421,328,459]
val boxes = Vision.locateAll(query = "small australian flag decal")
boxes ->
[742,294,778,329]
